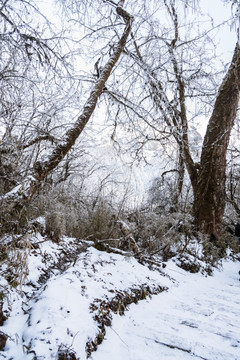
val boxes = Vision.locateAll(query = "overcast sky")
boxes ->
[201,0,237,62]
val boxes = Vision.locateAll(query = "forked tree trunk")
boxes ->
[194,43,240,237]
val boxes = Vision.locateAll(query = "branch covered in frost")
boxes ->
[0,176,37,203]
[33,5,133,182]
[1,3,134,208]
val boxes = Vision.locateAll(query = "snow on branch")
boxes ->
[1,4,134,207]
[32,5,133,182]
[0,176,37,203]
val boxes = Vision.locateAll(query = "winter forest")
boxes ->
[0,0,240,359]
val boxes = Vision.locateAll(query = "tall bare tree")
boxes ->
[0,1,133,217]
[101,0,240,238]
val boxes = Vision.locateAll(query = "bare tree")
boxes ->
[101,0,240,238]
[0,1,133,217]
[0,0,76,192]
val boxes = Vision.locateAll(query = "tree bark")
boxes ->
[194,43,240,237]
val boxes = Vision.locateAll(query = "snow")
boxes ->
[93,259,240,360]
[0,176,36,201]
[0,236,240,360]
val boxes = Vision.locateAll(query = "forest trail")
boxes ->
[1,240,240,360]
[92,259,240,360]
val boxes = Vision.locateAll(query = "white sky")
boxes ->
[37,0,237,69]
[200,0,237,62]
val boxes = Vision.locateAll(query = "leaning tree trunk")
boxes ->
[194,43,240,238]
[0,5,133,216]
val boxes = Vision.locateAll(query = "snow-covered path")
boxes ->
[92,260,240,360]
[1,240,240,360]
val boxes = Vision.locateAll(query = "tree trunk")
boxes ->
[194,43,240,237]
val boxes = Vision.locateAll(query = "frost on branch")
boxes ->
[0,4,134,215]
[31,5,133,182]
[0,175,37,204]
[114,217,140,254]
[0,175,39,233]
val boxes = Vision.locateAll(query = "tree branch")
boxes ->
[1,3,134,206]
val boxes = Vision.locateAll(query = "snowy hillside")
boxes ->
[0,234,239,360]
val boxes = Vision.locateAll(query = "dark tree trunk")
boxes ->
[194,43,240,237]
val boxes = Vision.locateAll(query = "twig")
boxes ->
[110,327,129,349]
[149,243,170,257]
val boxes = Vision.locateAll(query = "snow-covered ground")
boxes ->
[93,259,240,360]
[0,235,239,360]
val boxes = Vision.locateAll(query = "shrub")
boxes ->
[57,344,78,360]
[45,204,66,243]
[30,186,117,241]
